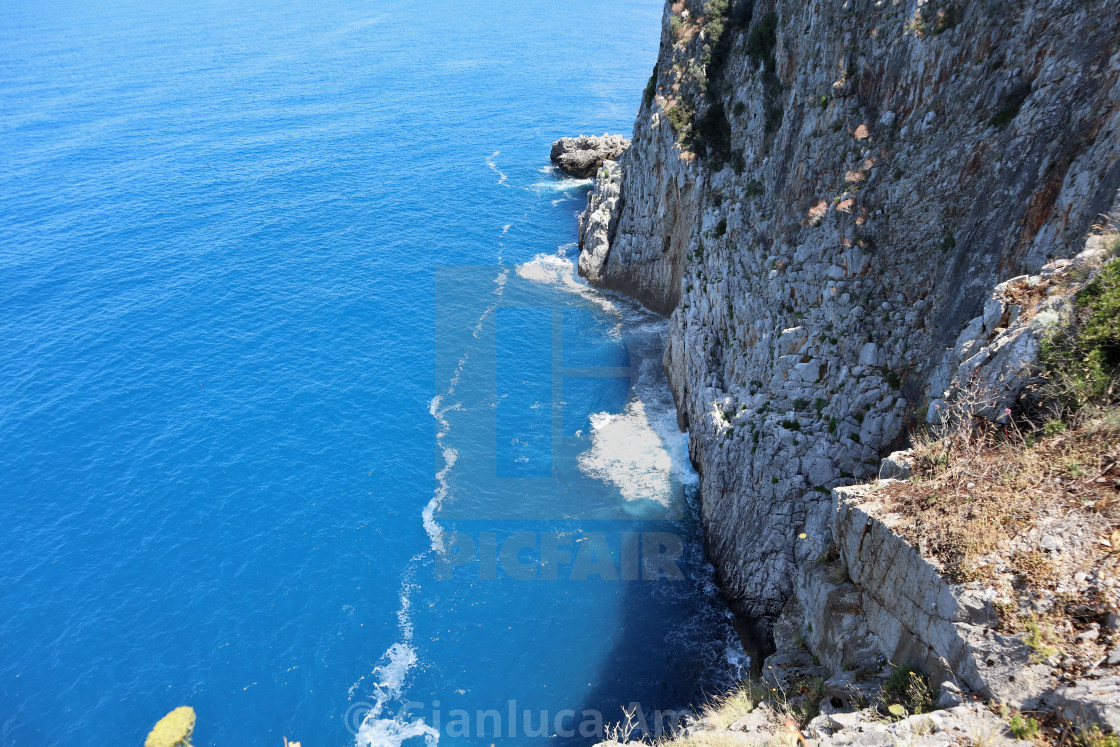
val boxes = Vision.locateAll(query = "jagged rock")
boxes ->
[549,134,629,178]
[577,160,622,283]
[879,450,913,481]
[937,681,965,709]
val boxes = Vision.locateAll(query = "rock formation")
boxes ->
[576,0,1120,739]
[549,134,630,178]
[578,0,1120,637]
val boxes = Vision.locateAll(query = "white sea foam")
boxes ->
[517,247,699,506]
[485,150,508,186]
[578,402,674,506]
[351,576,441,747]
[529,177,592,193]
[515,249,618,316]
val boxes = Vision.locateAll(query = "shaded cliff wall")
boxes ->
[580,0,1120,638]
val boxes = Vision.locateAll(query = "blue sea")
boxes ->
[0,0,744,744]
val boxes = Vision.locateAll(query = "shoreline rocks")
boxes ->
[549,134,629,178]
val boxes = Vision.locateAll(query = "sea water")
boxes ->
[0,0,744,744]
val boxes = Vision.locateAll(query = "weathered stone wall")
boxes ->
[578,0,1120,639]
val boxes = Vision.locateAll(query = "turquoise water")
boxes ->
[0,0,743,744]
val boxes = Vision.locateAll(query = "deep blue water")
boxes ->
[0,1,743,744]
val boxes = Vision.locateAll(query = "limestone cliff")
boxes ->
[578,0,1120,644]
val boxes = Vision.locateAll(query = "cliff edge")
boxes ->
[578,0,1120,642]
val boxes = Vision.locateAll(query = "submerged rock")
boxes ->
[550,134,629,178]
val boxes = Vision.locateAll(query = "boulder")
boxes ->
[550,134,629,178]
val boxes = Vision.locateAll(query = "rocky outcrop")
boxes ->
[549,134,629,178]
[577,160,623,283]
[828,484,1055,707]
[577,0,1120,638]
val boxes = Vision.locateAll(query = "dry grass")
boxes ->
[597,680,817,747]
[879,388,1120,670]
[884,406,1120,583]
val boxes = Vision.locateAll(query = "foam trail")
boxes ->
[352,572,440,747]
[485,150,509,186]
[353,219,514,747]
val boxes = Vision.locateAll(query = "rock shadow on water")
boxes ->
[562,509,749,746]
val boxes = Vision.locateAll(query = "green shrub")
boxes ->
[1078,725,1120,747]
[882,666,934,714]
[695,101,733,165]
[1024,618,1060,662]
[730,151,746,175]
[665,103,696,145]
[715,218,727,236]
[1042,418,1066,436]
[1040,259,1120,410]
[1009,714,1041,741]
[745,11,778,63]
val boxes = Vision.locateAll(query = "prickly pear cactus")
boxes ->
[144,706,195,747]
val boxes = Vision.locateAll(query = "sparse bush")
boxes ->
[882,665,934,715]
[666,103,696,145]
[696,102,734,165]
[1009,714,1041,741]
[1023,617,1060,662]
[745,11,778,63]
[1039,259,1120,410]
[1078,724,1120,747]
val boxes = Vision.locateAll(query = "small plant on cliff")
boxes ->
[1009,714,1041,741]
[1078,725,1120,747]
[1023,617,1060,663]
[882,665,934,715]
[745,11,778,63]
[744,11,784,137]
[1039,259,1120,411]
[666,103,696,146]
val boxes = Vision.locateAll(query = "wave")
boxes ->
[515,247,618,316]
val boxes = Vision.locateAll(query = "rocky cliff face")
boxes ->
[579,0,1120,642]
